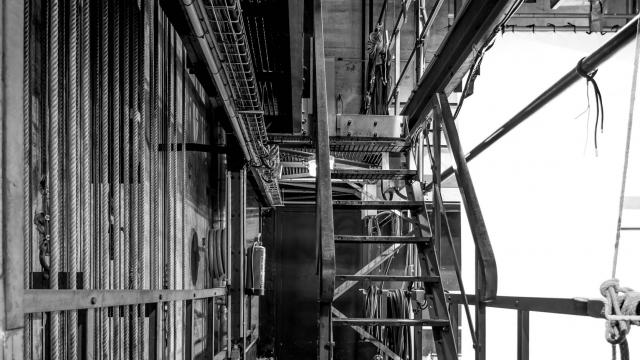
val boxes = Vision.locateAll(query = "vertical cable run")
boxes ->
[100,1,111,358]
[139,2,149,355]
[182,47,186,296]
[122,1,132,356]
[68,0,80,358]
[23,0,33,358]
[80,0,91,327]
[167,23,175,360]
[131,5,141,358]
[151,0,160,293]
[48,0,62,358]
[111,0,122,357]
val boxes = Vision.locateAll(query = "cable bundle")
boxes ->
[363,286,413,359]
[576,57,605,155]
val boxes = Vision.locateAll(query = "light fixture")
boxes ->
[306,156,334,178]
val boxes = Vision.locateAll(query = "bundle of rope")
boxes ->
[600,280,640,360]
[363,286,412,358]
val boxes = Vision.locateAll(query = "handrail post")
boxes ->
[314,0,336,358]
[435,93,497,302]
[517,310,530,360]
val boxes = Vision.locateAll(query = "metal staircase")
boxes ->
[311,1,496,359]
[326,136,458,359]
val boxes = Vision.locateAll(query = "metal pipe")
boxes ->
[182,0,255,165]
[69,0,80,358]
[47,0,62,358]
[427,14,640,190]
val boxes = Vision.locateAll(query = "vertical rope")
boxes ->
[68,0,80,358]
[122,1,131,357]
[111,0,122,357]
[612,18,640,279]
[23,0,33,357]
[138,3,148,356]
[48,0,62,358]
[131,6,141,358]
[167,24,175,360]
[172,28,179,359]
[182,47,186,293]
[100,1,111,358]
[151,0,160,293]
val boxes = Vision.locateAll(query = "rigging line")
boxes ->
[612,17,640,278]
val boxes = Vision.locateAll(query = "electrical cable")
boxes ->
[454,0,525,120]
[576,57,605,155]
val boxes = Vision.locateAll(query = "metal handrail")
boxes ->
[424,13,640,192]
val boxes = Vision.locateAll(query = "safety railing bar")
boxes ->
[24,288,227,313]
[447,294,606,318]
[386,0,445,106]
[424,118,478,349]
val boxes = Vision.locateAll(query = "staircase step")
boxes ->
[331,169,417,181]
[332,200,425,210]
[333,318,450,327]
[270,135,410,153]
[335,275,439,283]
[334,235,430,244]
[330,137,410,153]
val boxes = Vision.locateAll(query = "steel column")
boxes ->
[230,167,246,357]
[313,0,336,358]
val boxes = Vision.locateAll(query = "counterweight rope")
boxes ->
[600,15,640,360]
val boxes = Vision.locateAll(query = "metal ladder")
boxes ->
[325,136,458,360]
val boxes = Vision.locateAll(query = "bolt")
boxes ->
[373,121,378,126]
[90,297,97,305]
[159,294,163,300]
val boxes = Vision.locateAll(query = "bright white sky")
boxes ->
[453,30,640,359]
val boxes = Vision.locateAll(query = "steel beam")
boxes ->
[23,288,226,313]
[401,0,519,128]
[313,0,336,358]
[229,167,246,356]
